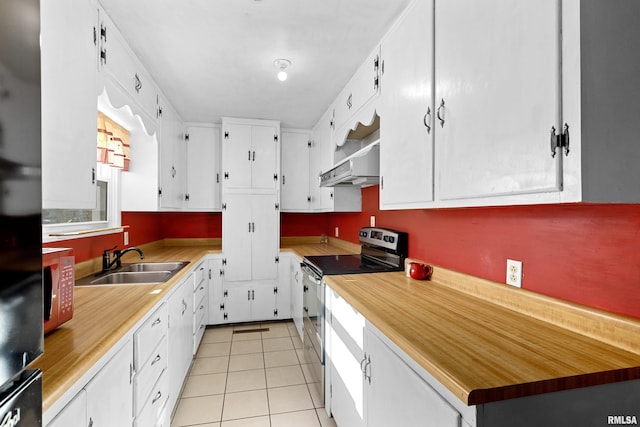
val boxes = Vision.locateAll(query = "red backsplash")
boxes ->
[46,189,640,318]
[327,186,640,319]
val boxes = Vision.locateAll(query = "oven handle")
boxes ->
[301,264,322,284]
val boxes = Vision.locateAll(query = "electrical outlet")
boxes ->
[335,227,339,237]
[506,259,522,287]
[370,216,376,227]
[124,231,129,246]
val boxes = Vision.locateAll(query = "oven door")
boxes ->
[301,263,324,402]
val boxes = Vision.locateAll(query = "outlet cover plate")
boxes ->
[506,259,522,287]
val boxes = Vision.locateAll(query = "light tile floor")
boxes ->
[171,320,338,427]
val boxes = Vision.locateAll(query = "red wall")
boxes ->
[45,190,640,319]
[327,186,640,319]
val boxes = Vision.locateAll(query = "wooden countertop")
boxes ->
[32,237,640,415]
[31,239,352,414]
[324,271,640,406]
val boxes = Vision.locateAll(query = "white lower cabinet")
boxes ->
[365,329,460,427]
[167,275,193,416]
[193,261,209,354]
[47,389,87,427]
[221,282,278,323]
[208,256,224,325]
[85,339,134,427]
[290,258,303,340]
[326,285,462,427]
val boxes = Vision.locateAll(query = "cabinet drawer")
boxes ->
[194,263,207,291]
[134,336,167,414]
[134,371,168,427]
[193,295,207,335]
[134,304,167,368]
[193,278,206,309]
[330,289,365,351]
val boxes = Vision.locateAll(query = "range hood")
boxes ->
[319,141,380,187]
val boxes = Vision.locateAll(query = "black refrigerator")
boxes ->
[0,0,44,425]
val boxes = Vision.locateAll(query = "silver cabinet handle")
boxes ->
[152,317,161,327]
[423,106,432,134]
[152,391,162,405]
[436,99,445,128]
[151,354,161,366]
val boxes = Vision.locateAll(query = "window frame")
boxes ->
[42,163,122,243]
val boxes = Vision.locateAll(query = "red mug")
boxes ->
[409,262,433,280]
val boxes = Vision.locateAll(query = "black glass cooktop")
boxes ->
[303,254,401,276]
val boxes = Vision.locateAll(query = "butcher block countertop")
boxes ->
[324,269,640,406]
[31,237,640,414]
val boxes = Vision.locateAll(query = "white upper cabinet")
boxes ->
[158,98,187,209]
[435,0,560,204]
[221,118,280,193]
[98,5,158,136]
[379,0,435,209]
[375,0,640,209]
[185,125,222,211]
[281,130,311,211]
[334,46,382,146]
[41,0,98,209]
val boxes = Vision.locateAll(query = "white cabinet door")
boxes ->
[435,0,560,202]
[222,194,253,282]
[221,123,252,190]
[334,46,381,141]
[250,284,278,321]
[222,193,279,282]
[291,261,303,340]
[223,284,253,323]
[98,6,158,135]
[47,389,87,427]
[276,254,292,320]
[186,125,221,211]
[208,257,224,325]
[167,278,193,414]
[41,0,98,209]
[309,109,333,211]
[251,124,280,191]
[365,329,460,427]
[85,339,133,427]
[250,194,279,281]
[379,0,435,209]
[281,131,311,211]
[159,99,186,209]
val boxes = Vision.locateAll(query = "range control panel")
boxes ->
[359,227,408,254]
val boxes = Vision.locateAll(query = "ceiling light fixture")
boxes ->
[274,59,291,82]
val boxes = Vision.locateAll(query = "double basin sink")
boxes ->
[87,261,190,286]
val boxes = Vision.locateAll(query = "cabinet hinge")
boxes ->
[158,187,163,197]
[307,196,311,203]
[220,269,224,277]
[273,173,278,181]
[275,256,280,264]
[275,203,279,210]
[222,203,227,210]
[219,303,225,311]
[274,134,278,142]
[224,131,229,139]
[223,313,228,320]
[224,172,229,180]
[223,289,228,297]
[308,140,312,148]
[222,258,227,266]
[185,133,190,141]
[274,286,278,294]
[274,309,278,317]
[550,123,570,158]
[185,193,190,201]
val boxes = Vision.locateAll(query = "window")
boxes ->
[42,163,121,242]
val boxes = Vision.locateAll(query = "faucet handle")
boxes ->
[104,245,118,254]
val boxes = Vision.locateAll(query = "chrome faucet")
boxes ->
[101,246,145,273]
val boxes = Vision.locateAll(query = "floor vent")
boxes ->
[233,328,269,334]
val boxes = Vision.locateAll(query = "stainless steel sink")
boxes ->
[82,261,190,286]
[90,271,173,285]
[119,261,189,272]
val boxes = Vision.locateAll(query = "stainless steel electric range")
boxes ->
[300,227,408,406]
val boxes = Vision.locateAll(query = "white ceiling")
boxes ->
[98,0,411,129]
